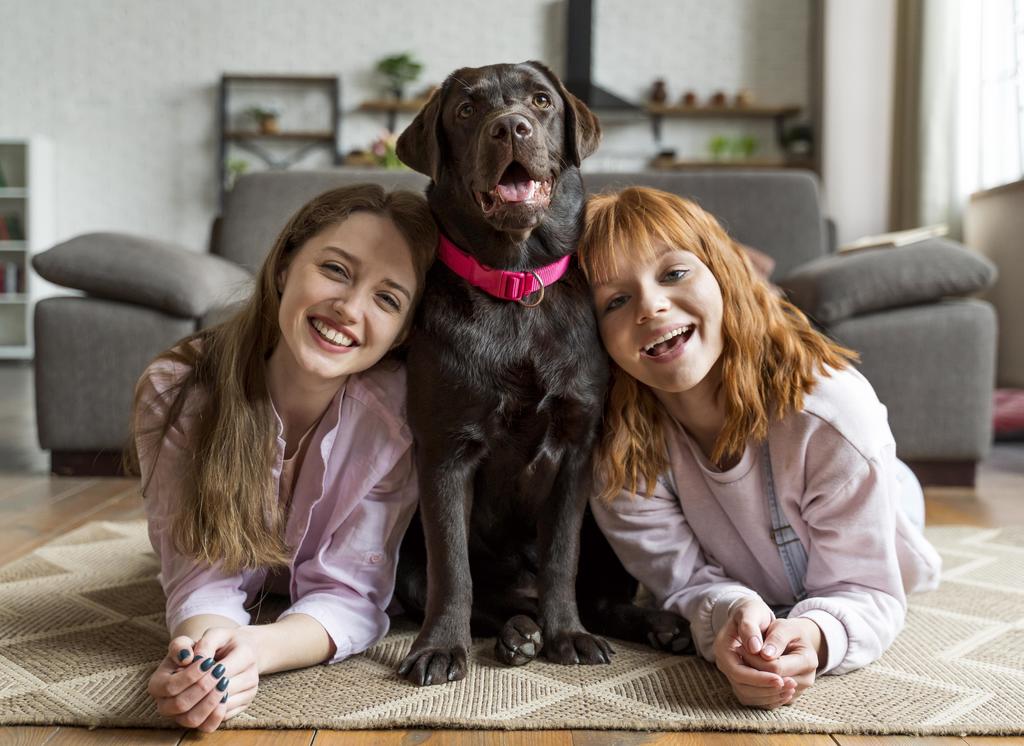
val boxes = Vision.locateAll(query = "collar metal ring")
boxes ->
[518,271,545,307]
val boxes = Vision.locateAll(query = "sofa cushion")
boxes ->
[217,170,431,272]
[583,170,827,279]
[776,238,998,324]
[33,232,252,318]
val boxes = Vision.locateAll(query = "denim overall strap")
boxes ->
[763,440,808,613]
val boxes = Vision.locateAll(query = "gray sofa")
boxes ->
[33,169,997,484]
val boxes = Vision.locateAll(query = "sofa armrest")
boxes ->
[775,238,997,325]
[32,232,252,318]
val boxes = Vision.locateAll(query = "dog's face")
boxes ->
[397,61,601,235]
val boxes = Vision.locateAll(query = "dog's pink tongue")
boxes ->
[496,178,535,203]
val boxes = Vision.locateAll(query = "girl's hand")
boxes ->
[740,617,824,707]
[148,635,225,730]
[712,597,790,709]
[148,628,260,732]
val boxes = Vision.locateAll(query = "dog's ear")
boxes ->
[526,61,602,167]
[396,83,446,180]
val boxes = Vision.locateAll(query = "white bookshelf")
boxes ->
[0,137,53,359]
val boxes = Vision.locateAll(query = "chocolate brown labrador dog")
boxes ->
[393,61,690,687]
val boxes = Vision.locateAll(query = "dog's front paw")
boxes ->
[398,643,468,686]
[644,609,693,655]
[495,614,544,667]
[543,630,613,665]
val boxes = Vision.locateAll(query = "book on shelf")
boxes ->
[6,214,22,240]
[838,224,948,253]
[0,261,22,294]
[0,214,24,242]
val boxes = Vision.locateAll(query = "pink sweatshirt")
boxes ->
[592,366,941,675]
[135,355,417,664]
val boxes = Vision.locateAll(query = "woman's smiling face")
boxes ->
[274,211,418,386]
[591,241,725,395]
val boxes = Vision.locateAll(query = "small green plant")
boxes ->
[376,53,424,100]
[225,158,250,188]
[244,106,280,133]
[733,135,759,159]
[708,135,730,160]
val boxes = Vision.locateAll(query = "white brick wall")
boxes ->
[0,0,809,251]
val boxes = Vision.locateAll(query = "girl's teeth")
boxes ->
[644,326,690,354]
[312,319,354,347]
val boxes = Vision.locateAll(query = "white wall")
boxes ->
[0,0,809,252]
[822,0,896,245]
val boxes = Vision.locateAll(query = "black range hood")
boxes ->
[564,0,639,110]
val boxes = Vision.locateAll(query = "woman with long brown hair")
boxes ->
[130,184,435,732]
[578,187,940,710]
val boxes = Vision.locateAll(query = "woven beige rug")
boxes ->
[0,521,1022,735]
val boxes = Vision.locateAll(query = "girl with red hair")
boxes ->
[578,187,940,709]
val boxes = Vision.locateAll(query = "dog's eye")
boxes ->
[457,103,475,119]
[533,93,552,109]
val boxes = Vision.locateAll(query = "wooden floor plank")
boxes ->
[962,737,1024,745]
[0,479,138,565]
[572,733,835,745]
[833,735,968,745]
[0,726,59,746]
[182,729,314,745]
[46,727,183,745]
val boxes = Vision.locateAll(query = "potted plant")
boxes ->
[376,53,424,101]
[708,135,731,161]
[733,135,759,160]
[244,106,281,135]
[370,131,404,170]
[225,158,249,189]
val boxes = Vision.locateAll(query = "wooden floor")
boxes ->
[2,363,1024,744]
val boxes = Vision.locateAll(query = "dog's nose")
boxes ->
[490,114,533,142]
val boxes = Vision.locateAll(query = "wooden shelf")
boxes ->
[218,74,341,207]
[359,99,428,114]
[224,131,334,141]
[650,158,816,171]
[223,73,337,85]
[647,104,801,119]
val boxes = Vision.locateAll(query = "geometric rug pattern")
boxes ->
[0,521,1022,735]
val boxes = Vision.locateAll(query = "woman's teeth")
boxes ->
[644,325,693,355]
[311,318,355,347]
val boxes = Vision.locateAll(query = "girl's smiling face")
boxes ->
[592,241,725,396]
[274,211,418,386]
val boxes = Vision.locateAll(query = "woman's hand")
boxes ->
[148,627,260,732]
[712,597,792,709]
[739,617,825,707]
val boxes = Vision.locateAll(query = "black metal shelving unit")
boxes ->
[218,74,341,208]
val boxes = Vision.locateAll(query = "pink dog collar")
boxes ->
[436,234,572,307]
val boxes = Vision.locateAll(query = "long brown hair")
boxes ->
[127,184,436,572]
[577,187,856,501]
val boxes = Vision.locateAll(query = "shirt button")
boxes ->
[367,552,383,564]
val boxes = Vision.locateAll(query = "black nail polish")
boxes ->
[192,653,205,664]
[217,676,229,692]
[220,693,228,704]
[211,663,225,678]
[177,649,190,661]
[200,658,215,672]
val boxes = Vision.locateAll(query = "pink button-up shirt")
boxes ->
[135,354,417,664]
[593,366,941,675]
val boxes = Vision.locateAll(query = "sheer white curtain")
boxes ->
[919,0,1023,235]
